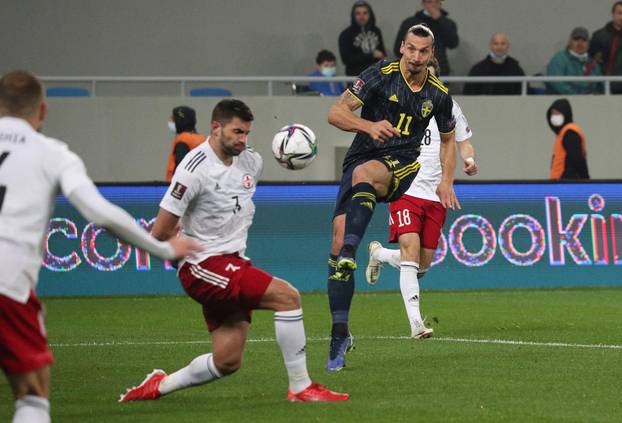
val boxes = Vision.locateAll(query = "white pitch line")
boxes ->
[49,336,622,350]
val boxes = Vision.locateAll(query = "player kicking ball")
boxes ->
[366,59,478,339]
[119,100,348,403]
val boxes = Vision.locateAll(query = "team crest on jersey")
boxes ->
[170,182,187,200]
[421,100,433,118]
[242,174,254,189]
[352,79,365,95]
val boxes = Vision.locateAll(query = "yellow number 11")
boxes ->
[395,113,413,136]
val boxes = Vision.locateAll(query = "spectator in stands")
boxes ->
[547,98,589,180]
[165,106,206,181]
[546,27,603,95]
[307,50,346,96]
[392,0,458,75]
[589,1,622,93]
[463,32,525,95]
[338,1,386,77]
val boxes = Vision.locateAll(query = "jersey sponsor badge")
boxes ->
[242,174,254,189]
[421,100,433,118]
[170,182,188,200]
[352,79,365,95]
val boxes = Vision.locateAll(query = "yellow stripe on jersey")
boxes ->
[427,74,449,94]
[380,62,400,74]
[346,89,364,105]
[439,128,456,135]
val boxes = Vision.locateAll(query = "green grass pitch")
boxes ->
[1,288,621,422]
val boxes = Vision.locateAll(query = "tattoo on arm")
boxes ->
[336,91,363,112]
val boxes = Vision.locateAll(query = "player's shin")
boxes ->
[327,254,354,337]
[375,247,401,268]
[274,309,312,394]
[158,353,222,395]
[399,261,424,331]
[343,182,377,253]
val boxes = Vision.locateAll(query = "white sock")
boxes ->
[274,309,312,394]
[158,353,222,395]
[374,247,401,268]
[13,396,50,423]
[400,261,423,332]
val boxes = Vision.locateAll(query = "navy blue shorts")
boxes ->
[333,153,420,218]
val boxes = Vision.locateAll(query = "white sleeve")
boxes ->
[452,101,473,143]
[45,144,93,197]
[68,183,176,260]
[159,164,202,217]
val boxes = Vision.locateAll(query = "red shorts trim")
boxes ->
[389,195,447,249]
[178,254,273,332]
[0,292,54,375]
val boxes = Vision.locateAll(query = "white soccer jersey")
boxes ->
[0,117,92,302]
[405,100,472,202]
[160,139,262,265]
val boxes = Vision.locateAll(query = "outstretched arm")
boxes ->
[327,90,398,142]
[68,183,199,259]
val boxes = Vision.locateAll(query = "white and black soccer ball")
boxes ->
[271,124,318,170]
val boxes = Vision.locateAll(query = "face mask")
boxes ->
[320,67,337,77]
[168,121,176,133]
[550,114,565,127]
[489,51,507,63]
[568,49,588,62]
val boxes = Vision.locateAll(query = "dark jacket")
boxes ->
[338,1,386,76]
[392,9,459,75]
[463,55,525,95]
[589,22,622,93]
[546,98,589,179]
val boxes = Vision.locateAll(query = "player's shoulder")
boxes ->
[377,58,401,75]
[239,147,263,171]
[425,71,450,97]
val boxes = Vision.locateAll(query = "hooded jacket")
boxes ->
[392,9,459,75]
[338,1,386,76]
[166,106,206,181]
[546,99,589,179]
[589,21,622,93]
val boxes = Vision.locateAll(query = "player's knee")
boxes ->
[214,356,243,375]
[280,284,301,310]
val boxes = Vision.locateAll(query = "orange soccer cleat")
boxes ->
[118,369,167,402]
[287,383,350,402]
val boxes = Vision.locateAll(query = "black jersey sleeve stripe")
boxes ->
[346,88,365,105]
[184,151,206,170]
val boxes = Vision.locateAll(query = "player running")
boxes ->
[0,70,200,423]
[119,99,349,403]
[366,59,478,339]
[326,24,458,371]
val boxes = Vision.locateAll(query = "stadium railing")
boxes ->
[40,75,622,96]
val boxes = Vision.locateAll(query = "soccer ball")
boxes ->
[271,124,318,170]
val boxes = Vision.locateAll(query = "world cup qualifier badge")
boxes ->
[352,78,365,95]
[242,174,254,189]
[170,182,188,200]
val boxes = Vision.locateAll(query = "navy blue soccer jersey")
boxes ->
[342,59,455,168]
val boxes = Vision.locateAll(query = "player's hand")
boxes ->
[168,237,202,258]
[436,181,461,210]
[463,157,478,176]
[369,120,400,143]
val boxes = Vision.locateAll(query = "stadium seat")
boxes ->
[46,87,90,97]
[190,87,232,97]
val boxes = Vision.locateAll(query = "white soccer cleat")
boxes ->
[411,320,434,339]
[365,241,383,285]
